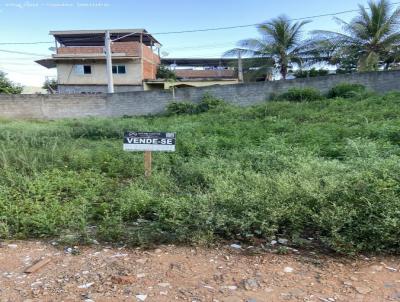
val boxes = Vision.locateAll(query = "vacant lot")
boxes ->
[0,92,399,254]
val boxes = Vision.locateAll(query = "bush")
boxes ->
[166,94,226,115]
[166,101,197,115]
[276,87,323,102]
[327,83,367,99]
[294,68,329,78]
[196,94,225,113]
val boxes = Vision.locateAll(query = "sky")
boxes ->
[0,0,374,87]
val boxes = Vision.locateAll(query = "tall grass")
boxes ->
[0,92,399,253]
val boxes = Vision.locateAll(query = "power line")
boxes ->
[0,41,52,45]
[0,62,41,66]
[164,41,237,51]
[0,67,52,76]
[0,57,41,60]
[150,1,400,35]
[0,49,48,56]
[0,1,399,46]
[0,0,399,56]
[0,35,105,46]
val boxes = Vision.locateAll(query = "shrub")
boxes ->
[294,68,329,78]
[166,101,197,115]
[276,87,323,102]
[327,83,367,99]
[196,94,225,113]
[166,94,226,115]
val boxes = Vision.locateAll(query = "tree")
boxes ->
[0,71,23,94]
[225,15,311,79]
[156,65,177,80]
[309,0,400,71]
[42,78,58,94]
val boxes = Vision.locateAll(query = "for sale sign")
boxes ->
[123,132,176,152]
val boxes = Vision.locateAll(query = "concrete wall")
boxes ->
[58,85,143,94]
[0,70,399,119]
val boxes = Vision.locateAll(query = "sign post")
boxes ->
[144,151,152,177]
[123,132,176,178]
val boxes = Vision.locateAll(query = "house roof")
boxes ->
[51,29,161,47]
[161,58,238,67]
[35,56,137,69]
[175,69,237,79]
[35,59,56,69]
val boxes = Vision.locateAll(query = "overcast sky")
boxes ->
[0,0,376,87]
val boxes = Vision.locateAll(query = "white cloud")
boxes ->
[0,61,56,87]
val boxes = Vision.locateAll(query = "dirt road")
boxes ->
[0,241,399,301]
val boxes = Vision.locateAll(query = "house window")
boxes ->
[75,65,92,75]
[112,65,126,74]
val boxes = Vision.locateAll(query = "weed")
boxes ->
[0,92,399,253]
[276,87,323,102]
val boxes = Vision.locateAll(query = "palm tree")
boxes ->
[225,16,311,80]
[309,0,400,71]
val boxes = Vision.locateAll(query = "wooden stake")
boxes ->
[144,151,152,178]
[24,257,51,274]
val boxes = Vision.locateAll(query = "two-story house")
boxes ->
[36,29,161,93]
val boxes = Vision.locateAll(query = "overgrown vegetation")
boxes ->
[0,91,399,254]
[274,87,323,102]
[273,84,369,102]
[327,83,368,99]
[166,94,225,115]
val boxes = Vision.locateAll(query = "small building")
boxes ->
[36,29,161,93]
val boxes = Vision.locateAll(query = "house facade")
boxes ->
[37,29,161,93]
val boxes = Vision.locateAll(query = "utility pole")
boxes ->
[105,30,114,93]
[238,50,244,83]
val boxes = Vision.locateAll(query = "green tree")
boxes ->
[42,78,58,94]
[0,71,23,94]
[225,15,311,79]
[156,65,177,80]
[309,0,400,71]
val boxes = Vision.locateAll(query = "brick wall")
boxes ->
[57,46,105,55]
[143,60,157,80]
[57,42,142,56]
[142,44,160,80]
[0,70,399,119]
[111,42,141,56]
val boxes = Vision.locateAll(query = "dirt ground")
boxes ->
[0,241,399,302]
